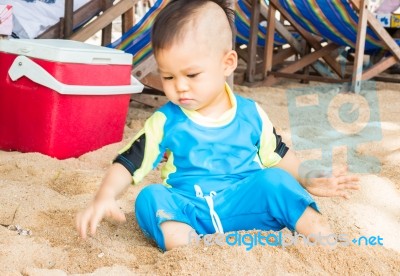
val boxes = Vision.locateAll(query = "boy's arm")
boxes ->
[274,149,360,199]
[76,163,131,239]
[113,111,166,185]
[76,111,167,238]
[254,103,359,198]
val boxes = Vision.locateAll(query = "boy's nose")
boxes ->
[175,78,189,93]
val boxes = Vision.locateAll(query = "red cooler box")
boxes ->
[0,39,143,159]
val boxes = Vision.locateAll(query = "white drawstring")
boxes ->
[194,185,224,233]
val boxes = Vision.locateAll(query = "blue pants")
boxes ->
[135,168,318,250]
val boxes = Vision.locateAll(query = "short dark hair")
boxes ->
[151,0,235,55]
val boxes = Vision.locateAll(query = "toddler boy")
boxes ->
[76,0,359,251]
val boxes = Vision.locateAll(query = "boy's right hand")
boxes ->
[76,197,126,239]
[302,167,360,199]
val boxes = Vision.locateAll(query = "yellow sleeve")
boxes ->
[113,111,167,184]
[256,103,289,167]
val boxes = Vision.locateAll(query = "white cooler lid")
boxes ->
[0,39,133,65]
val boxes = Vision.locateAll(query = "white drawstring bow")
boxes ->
[194,184,224,234]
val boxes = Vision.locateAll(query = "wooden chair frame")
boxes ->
[258,0,400,92]
[243,0,348,84]
[38,0,136,46]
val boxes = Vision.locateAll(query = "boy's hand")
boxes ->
[76,197,126,239]
[302,167,360,199]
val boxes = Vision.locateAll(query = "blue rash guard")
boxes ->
[113,85,317,251]
[114,84,288,193]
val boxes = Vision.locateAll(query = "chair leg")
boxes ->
[101,0,113,46]
[263,3,275,79]
[122,8,134,34]
[246,0,261,83]
[300,43,311,84]
[263,43,341,86]
[269,0,344,78]
[64,0,74,38]
[351,0,400,88]
[351,0,368,93]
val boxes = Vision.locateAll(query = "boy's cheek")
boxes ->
[161,84,172,95]
[163,88,177,102]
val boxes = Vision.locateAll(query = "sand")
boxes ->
[0,80,399,275]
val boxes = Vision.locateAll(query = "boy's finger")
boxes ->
[333,166,348,177]
[338,183,361,190]
[341,192,350,200]
[110,206,126,222]
[75,213,82,237]
[335,188,353,199]
[77,210,91,239]
[89,209,103,236]
[76,212,84,238]
[337,175,360,184]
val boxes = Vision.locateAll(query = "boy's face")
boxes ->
[155,35,237,116]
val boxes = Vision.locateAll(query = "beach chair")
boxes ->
[107,0,293,87]
[236,0,341,83]
[37,0,133,46]
[108,0,305,98]
[39,0,136,47]
[235,0,300,82]
[109,0,168,75]
[106,0,169,106]
[262,0,400,92]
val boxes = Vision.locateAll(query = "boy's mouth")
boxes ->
[179,98,193,105]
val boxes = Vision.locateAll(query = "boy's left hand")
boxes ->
[302,167,360,199]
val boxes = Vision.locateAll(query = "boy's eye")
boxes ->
[187,73,199,78]
[162,76,173,80]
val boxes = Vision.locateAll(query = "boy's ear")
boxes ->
[223,50,238,77]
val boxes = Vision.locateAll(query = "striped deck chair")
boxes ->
[235,0,303,82]
[264,0,400,92]
[106,0,170,107]
[236,0,335,83]
[108,0,308,86]
[236,0,289,47]
[108,0,169,82]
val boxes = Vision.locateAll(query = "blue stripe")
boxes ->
[278,0,400,51]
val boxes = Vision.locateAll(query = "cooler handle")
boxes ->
[8,55,144,95]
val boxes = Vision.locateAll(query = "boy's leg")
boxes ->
[135,184,199,251]
[136,170,334,250]
[295,206,336,246]
[160,221,197,250]
[295,207,332,236]
[214,168,329,238]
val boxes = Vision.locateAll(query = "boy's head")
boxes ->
[152,0,235,56]
[151,0,238,116]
